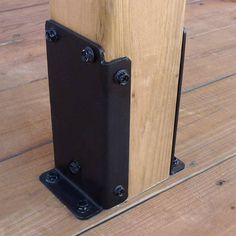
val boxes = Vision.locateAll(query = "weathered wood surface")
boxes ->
[1,73,236,235]
[0,0,48,13]
[0,3,48,91]
[86,156,236,236]
[184,0,236,91]
[0,0,236,235]
[1,0,236,163]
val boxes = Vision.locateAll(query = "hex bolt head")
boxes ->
[45,29,58,42]
[69,161,81,174]
[77,199,90,213]
[45,171,59,184]
[114,70,130,86]
[81,47,95,63]
[113,185,126,197]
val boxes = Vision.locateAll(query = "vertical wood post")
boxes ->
[50,0,186,197]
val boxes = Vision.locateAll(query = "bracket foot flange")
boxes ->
[40,169,102,220]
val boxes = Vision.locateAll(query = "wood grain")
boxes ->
[1,0,236,165]
[186,0,236,38]
[183,0,236,91]
[1,1,236,235]
[0,80,51,161]
[0,0,48,13]
[1,75,236,235]
[177,75,236,166]
[86,156,236,236]
[50,0,186,196]
[0,3,48,91]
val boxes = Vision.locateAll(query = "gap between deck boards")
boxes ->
[182,71,236,94]
[0,71,235,164]
[77,153,236,235]
[0,0,236,235]
[0,2,49,14]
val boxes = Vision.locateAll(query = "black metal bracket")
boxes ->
[170,29,187,175]
[40,20,131,220]
[40,20,186,219]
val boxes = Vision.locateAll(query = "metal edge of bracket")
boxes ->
[170,29,187,175]
[40,20,131,220]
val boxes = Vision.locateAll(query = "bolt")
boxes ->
[113,185,126,197]
[77,199,90,213]
[45,29,58,42]
[114,70,130,86]
[45,171,59,184]
[69,161,81,174]
[81,47,95,63]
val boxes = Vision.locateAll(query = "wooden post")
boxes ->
[50,0,186,197]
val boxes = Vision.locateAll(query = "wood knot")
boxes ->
[216,179,227,186]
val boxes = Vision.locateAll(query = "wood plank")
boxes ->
[1,1,236,234]
[0,0,235,171]
[0,1,50,161]
[0,0,48,13]
[50,0,186,197]
[0,4,48,91]
[86,156,236,236]
[184,45,236,93]
[0,80,51,161]
[1,0,236,93]
[183,0,236,91]
[2,0,236,165]
[0,75,236,235]
[1,0,235,93]
[177,75,236,165]
[186,0,236,38]
[186,24,236,60]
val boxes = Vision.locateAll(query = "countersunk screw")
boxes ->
[113,185,126,197]
[114,70,130,86]
[45,171,59,184]
[81,47,95,63]
[69,161,81,174]
[77,199,90,213]
[45,29,58,42]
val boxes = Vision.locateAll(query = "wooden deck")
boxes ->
[0,0,236,235]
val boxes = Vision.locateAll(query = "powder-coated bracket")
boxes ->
[40,20,186,220]
[170,29,187,175]
[40,20,131,220]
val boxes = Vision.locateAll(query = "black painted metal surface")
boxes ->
[40,20,131,219]
[170,29,187,175]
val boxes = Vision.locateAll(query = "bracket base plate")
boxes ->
[170,157,185,175]
[40,169,102,220]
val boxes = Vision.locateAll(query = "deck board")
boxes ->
[0,76,236,235]
[0,80,51,161]
[86,156,236,236]
[0,0,48,13]
[1,0,236,163]
[0,0,236,235]
[0,3,48,91]
[184,0,236,91]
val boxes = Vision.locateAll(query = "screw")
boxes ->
[45,29,58,42]
[173,157,180,166]
[45,171,59,184]
[69,161,81,174]
[113,185,126,197]
[77,199,90,213]
[114,70,130,86]
[81,47,95,63]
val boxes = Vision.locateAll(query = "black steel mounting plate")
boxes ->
[170,29,187,175]
[40,20,131,220]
